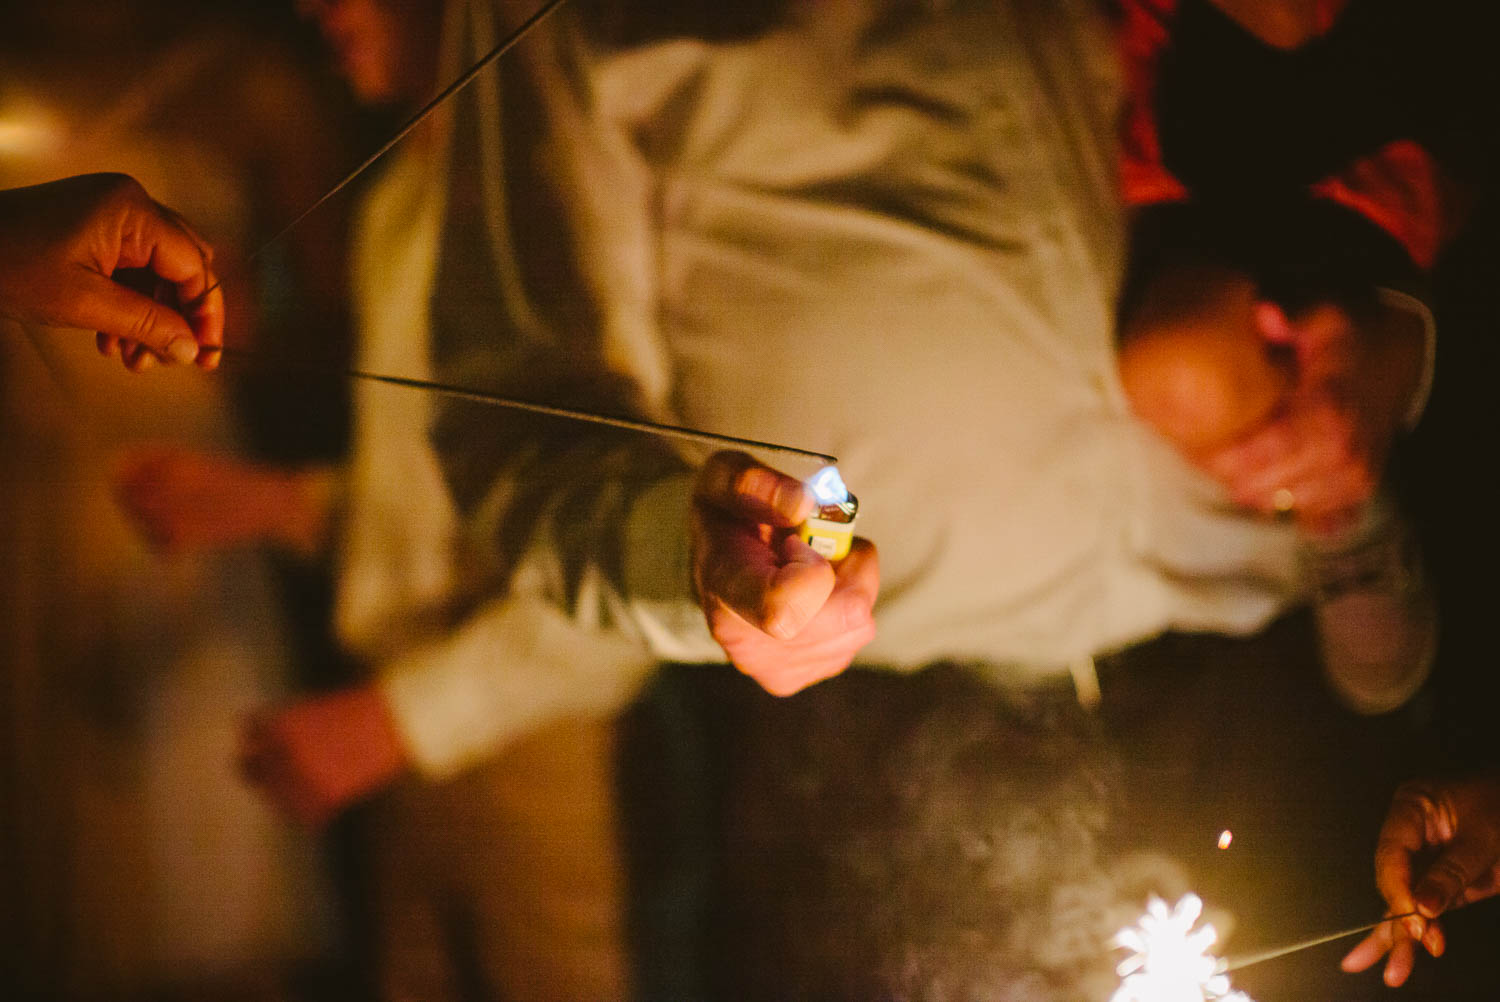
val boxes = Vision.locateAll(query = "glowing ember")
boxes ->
[1217,830,1233,850]
[1110,894,1255,1002]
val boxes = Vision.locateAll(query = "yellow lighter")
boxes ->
[798,465,858,562]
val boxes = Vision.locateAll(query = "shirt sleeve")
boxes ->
[376,560,660,779]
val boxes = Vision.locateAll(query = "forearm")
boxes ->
[375,569,660,780]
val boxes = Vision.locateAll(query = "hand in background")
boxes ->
[1120,267,1425,534]
[115,446,333,557]
[1203,300,1423,535]
[1342,775,1500,986]
[0,173,223,371]
[240,686,408,828]
[691,450,878,696]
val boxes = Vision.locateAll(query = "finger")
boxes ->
[152,199,215,268]
[1341,924,1395,973]
[116,201,223,355]
[1286,303,1354,367]
[1374,793,1430,919]
[832,537,880,614]
[69,269,200,363]
[1383,935,1417,988]
[124,341,158,373]
[1459,864,1500,903]
[1205,420,1298,485]
[182,272,224,370]
[1414,837,1500,918]
[97,330,115,357]
[762,534,837,639]
[695,506,787,619]
[1422,917,1446,958]
[1255,301,1296,345]
[1225,411,1336,494]
[697,506,835,636]
[116,199,214,308]
[145,206,223,368]
[695,450,813,527]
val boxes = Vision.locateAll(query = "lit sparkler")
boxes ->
[1111,894,1254,1002]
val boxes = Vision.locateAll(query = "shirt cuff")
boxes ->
[377,591,656,780]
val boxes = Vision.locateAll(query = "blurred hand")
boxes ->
[240,686,408,828]
[1121,262,1425,534]
[1341,775,1500,986]
[691,450,878,696]
[115,447,332,556]
[1203,301,1418,533]
[0,173,223,371]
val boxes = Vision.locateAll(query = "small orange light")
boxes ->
[1217,830,1233,850]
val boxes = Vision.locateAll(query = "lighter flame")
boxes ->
[1217,830,1233,850]
[1110,894,1254,1002]
[807,465,850,506]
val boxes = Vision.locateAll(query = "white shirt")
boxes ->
[341,0,1303,776]
[604,2,1302,673]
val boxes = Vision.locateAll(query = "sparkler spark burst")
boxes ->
[1110,894,1254,1002]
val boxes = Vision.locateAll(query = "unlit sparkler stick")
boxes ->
[192,0,569,306]
[186,0,834,468]
[1219,911,1419,974]
[216,345,838,466]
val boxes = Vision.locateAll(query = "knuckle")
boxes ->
[98,172,146,210]
[731,463,774,503]
[705,604,739,642]
[124,306,161,346]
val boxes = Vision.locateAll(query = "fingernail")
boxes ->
[166,339,199,364]
[768,614,797,639]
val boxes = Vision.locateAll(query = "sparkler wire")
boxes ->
[1219,910,1419,973]
[186,0,834,466]
[215,345,837,466]
[193,0,570,305]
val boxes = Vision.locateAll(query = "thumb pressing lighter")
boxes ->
[798,466,858,561]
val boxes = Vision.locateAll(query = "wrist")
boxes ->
[273,467,338,558]
[329,685,410,802]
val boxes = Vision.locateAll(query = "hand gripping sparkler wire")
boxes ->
[1111,894,1433,1002]
[1218,910,1420,974]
